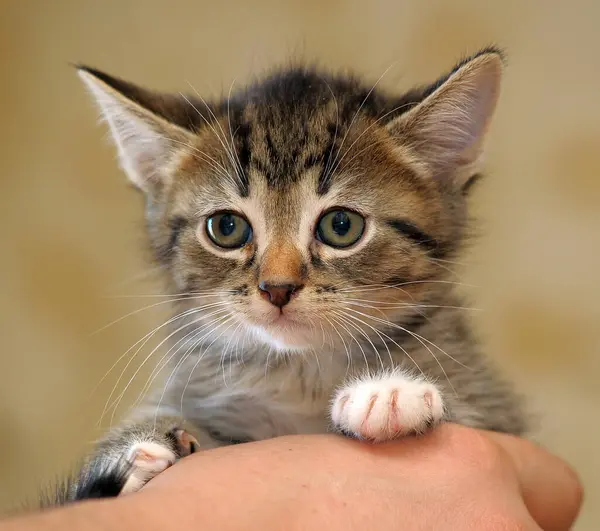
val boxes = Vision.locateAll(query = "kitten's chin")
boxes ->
[247,321,315,353]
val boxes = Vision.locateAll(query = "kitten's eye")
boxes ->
[316,210,365,248]
[206,212,252,249]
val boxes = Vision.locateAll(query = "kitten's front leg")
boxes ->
[330,371,445,442]
[74,416,216,499]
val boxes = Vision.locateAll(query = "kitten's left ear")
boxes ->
[387,49,504,189]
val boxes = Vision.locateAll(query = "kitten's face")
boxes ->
[79,50,502,352]
[165,113,450,351]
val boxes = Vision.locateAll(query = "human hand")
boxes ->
[132,424,581,531]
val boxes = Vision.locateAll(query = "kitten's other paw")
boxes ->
[121,428,199,494]
[330,374,444,442]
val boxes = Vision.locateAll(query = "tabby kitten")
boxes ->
[69,47,526,500]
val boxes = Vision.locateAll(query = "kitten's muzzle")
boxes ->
[258,281,303,308]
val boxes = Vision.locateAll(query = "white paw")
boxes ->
[330,373,444,442]
[121,441,177,494]
[119,428,199,494]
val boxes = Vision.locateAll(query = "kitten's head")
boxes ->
[79,49,502,352]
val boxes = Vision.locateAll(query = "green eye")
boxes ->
[316,209,365,248]
[206,212,252,249]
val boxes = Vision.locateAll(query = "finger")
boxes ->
[487,432,583,531]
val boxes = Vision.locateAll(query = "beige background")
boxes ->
[1,0,599,527]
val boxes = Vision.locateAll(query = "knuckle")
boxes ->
[440,424,505,474]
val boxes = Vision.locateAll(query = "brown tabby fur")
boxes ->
[57,47,526,502]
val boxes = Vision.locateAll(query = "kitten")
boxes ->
[61,47,527,501]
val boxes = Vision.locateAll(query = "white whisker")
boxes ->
[324,63,395,184]
[91,303,222,403]
[330,314,370,376]
[91,293,228,335]
[337,309,426,379]
[226,78,246,187]
[322,315,352,376]
[330,99,417,177]
[338,279,476,293]
[342,306,467,394]
[343,299,481,312]
[319,77,339,180]
[133,311,233,409]
[183,85,246,190]
[221,321,243,387]
[104,289,235,299]
[100,303,230,425]
[333,311,384,371]
[160,314,237,425]
[164,135,231,180]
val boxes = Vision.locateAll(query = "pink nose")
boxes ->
[258,282,303,308]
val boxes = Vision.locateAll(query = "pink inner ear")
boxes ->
[79,69,192,193]
[422,80,496,168]
[389,55,502,177]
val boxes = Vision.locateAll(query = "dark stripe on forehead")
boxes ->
[386,219,445,257]
[242,122,341,192]
[233,119,251,197]
[265,131,276,162]
[263,130,282,188]
[316,123,340,195]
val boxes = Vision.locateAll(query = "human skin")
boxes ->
[0,425,582,531]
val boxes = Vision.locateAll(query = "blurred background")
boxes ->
[1,0,599,527]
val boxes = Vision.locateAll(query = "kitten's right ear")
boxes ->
[77,66,196,193]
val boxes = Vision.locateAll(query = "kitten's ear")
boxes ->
[77,66,196,193]
[387,49,503,189]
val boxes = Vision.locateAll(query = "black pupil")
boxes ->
[331,211,350,236]
[219,214,236,237]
